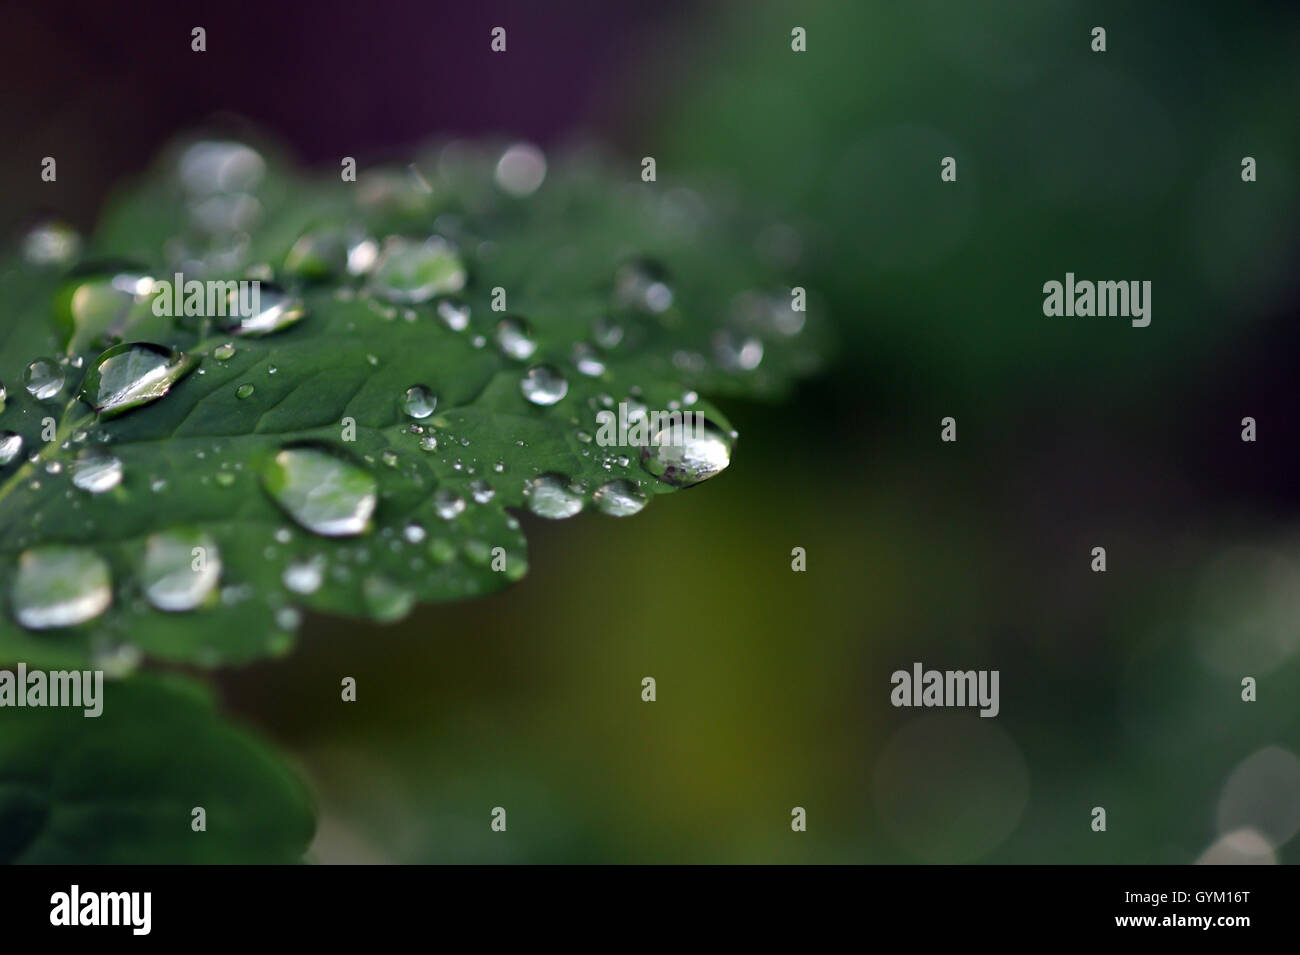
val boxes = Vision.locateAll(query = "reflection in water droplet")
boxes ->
[11,545,112,629]
[282,556,326,595]
[593,479,647,516]
[371,237,466,304]
[262,446,378,537]
[225,283,305,337]
[80,343,196,418]
[70,451,123,494]
[142,528,221,612]
[641,418,734,487]
[495,143,547,197]
[418,434,439,452]
[572,343,605,377]
[526,473,584,519]
[520,364,568,406]
[23,358,65,400]
[437,299,470,331]
[469,479,495,504]
[433,489,466,520]
[363,574,414,622]
[402,384,438,419]
[236,383,255,399]
[0,432,23,466]
[495,317,537,360]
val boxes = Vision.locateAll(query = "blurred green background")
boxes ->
[8,0,1300,862]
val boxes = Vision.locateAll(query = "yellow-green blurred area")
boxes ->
[10,0,1299,861]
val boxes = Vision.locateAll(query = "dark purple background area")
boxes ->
[0,0,687,231]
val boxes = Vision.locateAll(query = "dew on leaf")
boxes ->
[23,358,65,400]
[593,479,648,517]
[284,228,349,280]
[614,260,673,313]
[433,489,466,520]
[213,342,236,360]
[640,418,734,487]
[525,473,584,519]
[370,236,466,304]
[713,330,764,371]
[418,434,439,452]
[70,451,123,494]
[436,299,470,331]
[402,384,438,419]
[469,479,495,504]
[495,316,537,360]
[520,365,568,406]
[0,432,23,466]
[142,528,221,612]
[282,557,326,595]
[225,283,305,337]
[11,545,112,630]
[80,342,197,418]
[236,383,255,399]
[261,446,378,537]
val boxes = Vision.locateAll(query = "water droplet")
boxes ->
[283,556,326,594]
[23,358,65,400]
[418,434,439,452]
[495,317,537,360]
[614,260,673,313]
[469,479,495,504]
[178,141,265,196]
[80,343,197,418]
[225,283,305,337]
[362,574,414,622]
[520,364,568,406]
[142,528,221,612]
[215,470,236,488]
[262,446,378,537]
[428,538,456,564]
[284,228,349,280]
[572,343,606,377]
[347,235,379,275]
[641,418,734,487]
[433,488,466,520]
[381,449,399,468]
[494,143,547,197]
[402,384,438,419]
[0,432,23,466]
[70,451,123,494]
[275,606,302,631]
[370,236,466,304]
[593,479,648,517]
[213,342,236,360]
[43,460,62,475]
[437,299,470,331]
[403,521,427,543]
[525,473,584,519]
[0,379,5,412]
[236,383,255,399]
[713,330,764,371]
[23,221,81,267]
[10,545,112,629]
[592,316,624,350]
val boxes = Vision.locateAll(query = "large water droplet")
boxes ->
[526,473,584,519]
[593,479,648,517]
[142,528,221,612]
[640,418,734,487]
[262,446,378,537]
[0,431,23,466]
[70,450,123,494]
[80,343,197,417]
[11,545,112,629]
[370,237,466,304]
[402,384,438,419]
[23,358,65,401]
[225,283,305,337]
[520,364,568,406]
[495,317,537,360]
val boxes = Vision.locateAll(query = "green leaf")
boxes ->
[0,674,314,863]
[0,138,824,668]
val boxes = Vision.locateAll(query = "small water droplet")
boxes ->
[403,521,427,543]
[0,432,24,466]
[11,545,112,629]
[433,488,466,520]
[70,451,123,494]
[282,556,326,594]
[142,528,221,612]
[23,221,81,267]
[593,479,648,517]
[23,358,65,400]
[235,383,255,399]
[275,606,302,631]
[494,142,547,197]
[713,330,764,371]
[370,236,466,304]
[614,260,673,313]
[381,449,399,468]
[525,473,584,519]
[215,470,236,488]
[592,316,624,350]
[495,316,537,360]
[213,342,236,360]
[572,343,606,377]
[641,418,734,487]
[418,434,439,452]
[402,384,438,419]
[520,364,568,406]
[262,446,378,537]
[80,343,196,418]
[283,228,349,280]
[437,299,470,331]
[469,479,495,504]
[226,283,305,337]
